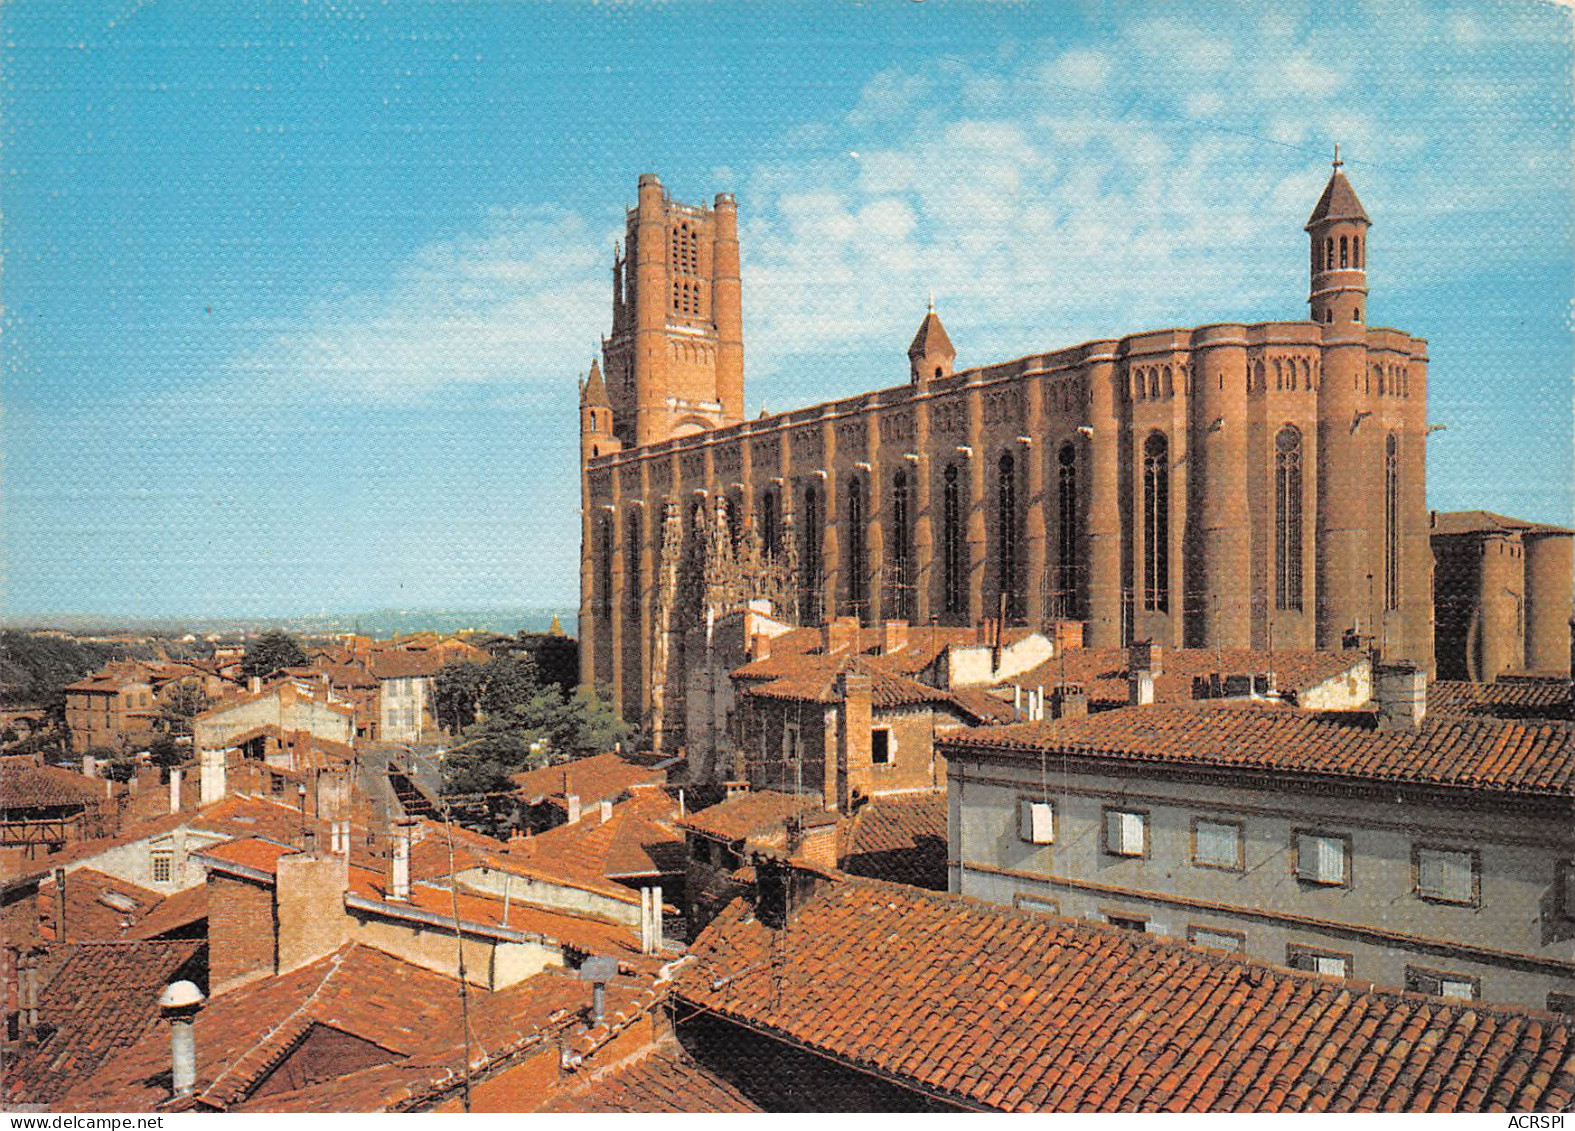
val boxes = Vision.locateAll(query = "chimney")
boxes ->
[18,951,40,1037]
[169,767,183,815]
[598,798,613,824]
[158,981,206,1098]
[276,849,351,973]
[53,868,67,943]
[1051,684,1088,719]
[724,779,750,800]
[389,818,414,901]
[1128,670,1155,707]
[579,955,617,1027]
[248,675,262,694]
[639,885,663,954]
[565,794,582,825]
[823,616,859,653]
[1375,663,1427,731]
[787,817,839,870]
[199,746,227,807]
[80,753,96,779]
[1128,639,1162,675]
[881,620,909,656]
[750,633,773,661]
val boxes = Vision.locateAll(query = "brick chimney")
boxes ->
[1375,663,1427,731]
[881,620,909,656]
[787,816,839,870]
[1051,684,1088,719]
[750,633,773,661]
[199,746,227,807]
[1128,639,1162,675]
[822,616,859,654]
[565,794,582,825]
[275,850,351,974]
[388,818,415,901]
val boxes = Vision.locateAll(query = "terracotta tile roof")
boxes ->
[366,649,448,680]
[744,654,964,710]
[1010,647,1365,710]
[229,970,662,1113]
[938,702,1575,801]
[948,687,1020,724]
[39,868,162,941]
[54,943,480,1112]
[511,751,665,809]
[732,624,986,683]
[538,1044,762,1112]
[1,756,112,809]
[676,876,1575,1112]
[838,792,948,891]
[1431,510,1575,537]
[4,940,205,1106]
[1429,679,1571,723]
[124,882,209,941]
[677,790,838,844]
[522,788,685,879]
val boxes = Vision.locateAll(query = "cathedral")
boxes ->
[579,160,1435,746]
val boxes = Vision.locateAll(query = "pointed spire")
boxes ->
[1305,145,1369,230]
[908,301,956,383]
[582,356,610,407]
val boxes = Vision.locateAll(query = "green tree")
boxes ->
[147,733,185,770]
[433,660,488,733]
[240,630,308,679]
[158,681,212,737]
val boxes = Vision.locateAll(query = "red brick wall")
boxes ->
[208,873,276,993]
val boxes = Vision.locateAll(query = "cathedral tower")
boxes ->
[601,174,745,448]
[1305,145,1370,327]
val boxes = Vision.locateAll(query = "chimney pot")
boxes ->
[881,620,909,656]
[169,767,183,815]
[1375,663,1427,731]
[159,980,206,1098]
[389,819,414,900]
[565,793,582,825]
[598,798,613,823]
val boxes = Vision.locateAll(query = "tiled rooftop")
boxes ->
[1010,647,1366,710]
[939,701,1575,800]
[511,751,665,809]
[538,1044,761,1112]
[39,868,162,941]
[1431,509,1575,537]
[677,789,837,844]
[676,876,1575,1112]
[4,940,206,1106]
[123,882,209,941]
[838,792,948,891]
[520,787,685,880]
[0,756,112,810]
[1428,679,1571,723]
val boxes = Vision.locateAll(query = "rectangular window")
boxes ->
[1103,808,1147,858]
[1012,893,1059,917]
[1187,925,1245,952]
[1018,799,1055,845]
[1546,992,1575,1016]
[1106,912,1148,933]
[1405,966,1478,1001]
[1294,830,1349,886]
[870,728,891,765]
[1561,860,1575,923]
[783,722,801,764]
[1192,817,1244,871]
[1414,845,1478,906]
[1287,944,1351,979]
[151,853,173,885]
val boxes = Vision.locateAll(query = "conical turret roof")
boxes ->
[581,357,610,407]
[907,309,955,361]
[1305,168,1369,230]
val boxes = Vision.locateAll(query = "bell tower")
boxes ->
[601,174,745,449]
[1305,145,1371,327]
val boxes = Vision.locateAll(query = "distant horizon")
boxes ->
[0,604,579,638]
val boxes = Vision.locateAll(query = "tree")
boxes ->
[158,681,212,737]
[240,630,308,679]
[433,660,487,733]
[147,733,184,770]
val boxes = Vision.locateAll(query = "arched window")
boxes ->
[1385,433,1400,611]
[1354,235,1362,268]
[942,463,965,619]
[1056,443,1079,618]
[1275,426,1303,611]
[1340,235,1349,268]
[801,484,822,624]
[1353,307,1361,322]
[760,488,780,560]
[891,470,913,620]
[1141,433,1169,612]
[997,452,1020,622]
[847,477,867,622]
[1326,309,1334,324]
[1325,237,1335,270]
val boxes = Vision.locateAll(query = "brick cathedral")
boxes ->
[578,160,1435,745]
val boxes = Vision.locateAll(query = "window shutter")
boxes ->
[1121,811,1144,855]
[1418,849,1444,899]
[1314,953,1347,978]
[1297,834,1319,880]
[1196,820,1236,867]
[1441,853,1471,902]
[1019,800,1053,844]
[1439,977,1474,1001]
[1105,809,1123,852]
[1317,836,1344,883]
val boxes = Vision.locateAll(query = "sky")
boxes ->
[3,0,1571,620]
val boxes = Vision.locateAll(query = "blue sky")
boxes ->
[3,0,1571,619]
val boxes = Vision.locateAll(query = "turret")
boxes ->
[908,299,956,384]
[713,192,745,422]
[580,358,620,462]
[1306,145,1370,327]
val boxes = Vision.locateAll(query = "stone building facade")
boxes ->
[579,161,1435,748]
